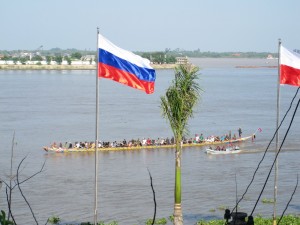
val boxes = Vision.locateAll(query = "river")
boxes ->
[0,58,299,225]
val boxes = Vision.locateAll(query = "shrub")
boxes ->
[145,218,167,225]
[47,216,60,224]
[0,210,14,225]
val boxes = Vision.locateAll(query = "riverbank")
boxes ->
[0,63,177,70]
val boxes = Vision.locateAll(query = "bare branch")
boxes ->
[16,156,39,225]
[8,131,16,220]
[9,159,46,191]
[17,160,46,187]
[0,179,10,188]
[5,186,16,225]
[147,168,156,225]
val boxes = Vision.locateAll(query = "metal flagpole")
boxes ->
[94,27,100,225]
[273,38,281,225]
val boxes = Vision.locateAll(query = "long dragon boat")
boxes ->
[43,134,254,153]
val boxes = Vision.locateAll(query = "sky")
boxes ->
[1,0,300,52]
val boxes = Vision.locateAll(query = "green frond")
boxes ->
[160,64,202,140]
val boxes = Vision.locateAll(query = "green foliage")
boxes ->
[12,57,19,64]
[16,215,300,225]
[140,52,176,64]
[71,52,82,60]
[54,55,63,65]
[151,52,165,64]
[196,220,224,225]
[2,55,11,60]
[165,55,176,64]
[65,56,72,65]
[161,64,201,140]
[145,218,167,225]
[47,215,60,224]
[31,55,43,61]
[80,221,118,225]
[253,215,300,225]
[19,57,27,65]
[160,64,202,221]
[261,198,275,204]
[0,210,14,225]
[0,48,277,62]
[100,221,117,225]
[46,56,52,65]
[194,215,300,225]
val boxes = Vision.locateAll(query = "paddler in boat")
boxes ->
[199,134,204,143]
[238,127,242,138]
[252,134,256,142]
[51,142,57,148]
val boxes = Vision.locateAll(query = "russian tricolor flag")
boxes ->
[98,34,156,94]
[280,45,300,87]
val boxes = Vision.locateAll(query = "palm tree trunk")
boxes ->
[174,140,183,225]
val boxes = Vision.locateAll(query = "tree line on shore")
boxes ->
[0,48,277,66]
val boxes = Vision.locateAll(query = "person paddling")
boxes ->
[238,127,242,138]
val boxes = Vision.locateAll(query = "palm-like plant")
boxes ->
[160,64,201,225]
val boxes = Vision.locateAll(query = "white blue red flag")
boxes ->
[98,34,156,94]
[280,46,300,87]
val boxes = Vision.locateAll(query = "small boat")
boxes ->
[43,146,66,153]
[205,146,241,155]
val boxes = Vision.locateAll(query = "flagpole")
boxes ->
[94,27,99,225]
[273,38,281,225]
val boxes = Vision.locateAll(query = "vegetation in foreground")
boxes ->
[42,214,300,225]
[160,64,202,225]
[2,213,300,225]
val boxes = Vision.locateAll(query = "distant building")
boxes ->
[176,56,189,64]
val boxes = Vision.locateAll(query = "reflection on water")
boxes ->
[0,59,299,224]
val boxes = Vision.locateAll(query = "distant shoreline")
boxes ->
[0,61,278,71]
[0,64,177,70]
[235,65,277,68]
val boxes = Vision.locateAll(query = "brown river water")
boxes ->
[0,58,299,224]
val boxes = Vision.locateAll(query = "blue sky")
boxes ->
[2,0,300,52]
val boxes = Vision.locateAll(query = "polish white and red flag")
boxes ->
[280,46,300,86]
